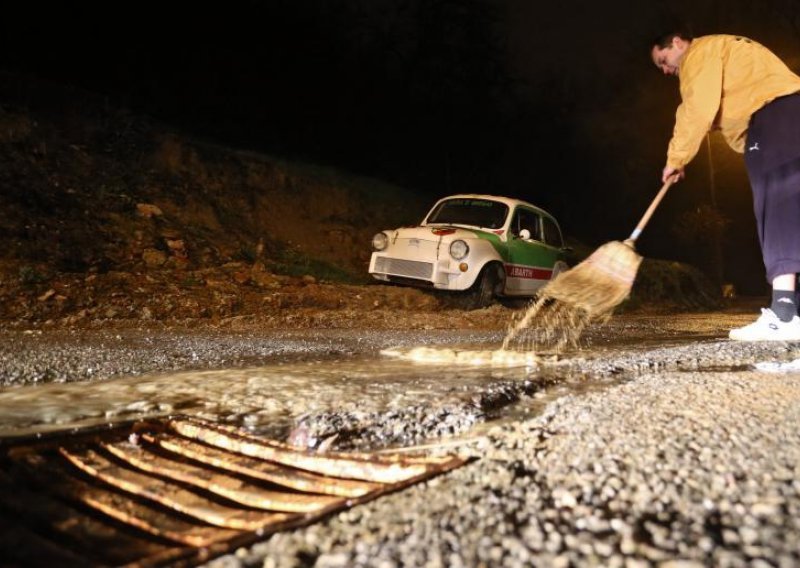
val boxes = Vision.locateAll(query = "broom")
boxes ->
[503,176,678,351]
[537,175,679,320]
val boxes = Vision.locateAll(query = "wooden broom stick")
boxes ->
[626,175,679,245]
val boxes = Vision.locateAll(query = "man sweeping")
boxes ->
[652,31,800,340]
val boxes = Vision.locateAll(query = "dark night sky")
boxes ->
[2,0,799,292]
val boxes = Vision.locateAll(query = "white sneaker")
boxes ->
[729,308,800,341]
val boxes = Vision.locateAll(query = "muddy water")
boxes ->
[0,309,748,444]
[0,345,552,440]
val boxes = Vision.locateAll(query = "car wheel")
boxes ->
[466,263,505,309]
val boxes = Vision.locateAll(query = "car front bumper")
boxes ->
[369,251,473,291]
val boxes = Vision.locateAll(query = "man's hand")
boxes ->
[662,166,685,183]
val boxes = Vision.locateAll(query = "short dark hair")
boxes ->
[652,31,693,49]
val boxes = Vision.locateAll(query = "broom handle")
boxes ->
[626,176,678,244]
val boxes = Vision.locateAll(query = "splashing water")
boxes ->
[384,296,595,365]
[502,296,594,353]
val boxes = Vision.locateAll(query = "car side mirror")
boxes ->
[518,229,531,240]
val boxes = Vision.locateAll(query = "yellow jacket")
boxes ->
[667,35,800,170]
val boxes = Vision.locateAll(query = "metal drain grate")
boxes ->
[0,417,467,566]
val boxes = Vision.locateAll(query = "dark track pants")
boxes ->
[745,92,800,283]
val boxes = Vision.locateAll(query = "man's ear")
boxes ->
[672,36,687,50]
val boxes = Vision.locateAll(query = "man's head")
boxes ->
[651,32,693,76]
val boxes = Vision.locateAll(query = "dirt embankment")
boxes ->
[0,72,720,331]
[0,73,457,329]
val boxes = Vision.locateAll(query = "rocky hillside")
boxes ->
[1,74,431,273]
[0,72,445,326]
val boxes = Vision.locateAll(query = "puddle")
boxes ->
[1,328,750,445]
[754,359,800,373]
[0,345,551,440]
[380,346,543,367]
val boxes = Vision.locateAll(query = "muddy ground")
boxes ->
[0,265,519,333]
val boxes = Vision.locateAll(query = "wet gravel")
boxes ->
[209,317,799,567]
[285,378,561,451]
[2,307,800,566]
[213,367,800,568]
[0,328,501,387]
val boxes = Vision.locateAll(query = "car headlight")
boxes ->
[449,239,469,260]
[372,232,389,251]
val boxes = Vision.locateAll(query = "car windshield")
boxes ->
[425,198,508,229]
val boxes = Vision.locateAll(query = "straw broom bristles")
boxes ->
[503,239,641,351]
[502,177,677,352]
[539,239,642,317]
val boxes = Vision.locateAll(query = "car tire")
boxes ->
[464,262,505,309]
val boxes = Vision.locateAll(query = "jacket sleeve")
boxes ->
[666,49,723,169]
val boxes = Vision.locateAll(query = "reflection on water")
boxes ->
[0,346,543,439]
[381,347,540,367]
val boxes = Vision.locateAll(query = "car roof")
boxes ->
[432,194,556,220]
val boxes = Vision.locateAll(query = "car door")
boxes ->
[506,207,560,294]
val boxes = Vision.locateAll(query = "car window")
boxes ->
[542,217,563,247]
[426,199,508,229]
[510,208,542,240]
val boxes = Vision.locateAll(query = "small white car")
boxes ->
[369,194,570,307]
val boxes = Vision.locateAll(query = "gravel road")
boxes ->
[224,367,799,568]
[212,311,800,567]
[2,304,800,566]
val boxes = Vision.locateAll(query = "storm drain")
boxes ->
[0,417,467,567]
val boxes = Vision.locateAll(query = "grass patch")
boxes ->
[18,265,47,286]
[627,258,721,311]
[270,249,360,284]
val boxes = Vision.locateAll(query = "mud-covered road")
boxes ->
[2,300,799,566]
